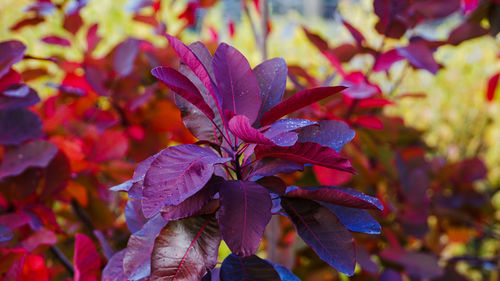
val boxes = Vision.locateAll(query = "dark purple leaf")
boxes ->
[0,140,58,179]
[286,186,383,210]
[378,269,403,281]
[213,43,262,124]
[380,248,443,279]
[86,24,101,53]
[84,65,107,95]
[448,22,489,46]
[255,142,356,173]
[124,214,168,280]
[410,0,461,19]
[397,41,439,74]
[356,245,379,274]
[0,223,13,242]
[152,66,215,119]
[218,181,272,256]
[151,215,221,281]
[142,144,231,217]
[41,36,71,47]
[373,49,405,72]
[373,0,408,39]
[266,261,300,281]
[220,254,281,281]
[0,40,26,79]
[281,197,355,276]
[0,86,40,110]
[260,86,346,126]
[125,200,148,234]
[114,38,140,77]
[297,120,354,152]
[229,115,274,145]
[160,176,224,221]
[254,58,287,126]
[256,176,287,195]
[251,158,304,178]
[321,203,381,234]
[102,250,127,281]
[342,19,365,45]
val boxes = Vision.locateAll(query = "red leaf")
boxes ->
[86,24,101,53]
[74,234,101,281]
[352,116,384,130]
[373,49,405,72]
[260,86,346,126]
[313,165,352,186]
[341,19,365,45]
[487,73,500,102]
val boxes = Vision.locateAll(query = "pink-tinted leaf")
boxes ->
[124,214,167,280]
[321,203,381,234]
[297,120,354,152]
[281,197,355,276]
[0,40,26,79]
[341,72,380,99]
[487,73,500,101]
[373,49,405,72]
[0,86,40,110]
[113,38,140,77]
[86,24,101,53]
[21,229,57,252]
[41,36,71,47]
[255,142,355,173]
[143,144,231,217]
[161,176,224,221]
[220,254,281,281]
[286,186,383,210]
[342,19,365,45]
[254,58,288,125]
[125,200,148,233]
[251,158,304,178]
[74,234,101,281]
[380,248,444,279]
[261,86,346,126]
[218,181,272,256]
[152,66,215,119]
[0,140,57,179]
[448,22,489,45]
[0,212,31,230]
[213,43,262,124]
[151,215,221,281]
[229,115,274,145]
[102,250,126,281]
[397,41,439,74]
[0,223,13,242]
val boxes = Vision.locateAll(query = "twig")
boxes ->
[50,245,74,275]
[71,199,95,232]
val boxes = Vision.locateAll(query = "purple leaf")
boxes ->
[286,186,383,210]
[256,176,287,195]
[41,36,71,47]
[255,142,356,173]
[220,254,281,281]
[268,262,300,281]
[254,58,287,126]
[124,214,167,280]
[218,181,272,256]
[448,22,489,46]
[0,40,26,79]
[202,268,220,281]
[0,140,58,179]
[281,197,355,276]
[125,200,148,233]
[378,269,403,281]
[397,41,439,74]
[251,158,304,178]
[152,66,215,119]
[0,223,13,242]
[160,176,224,221]
[373,49,405,72]
[0,86,40,110]
[102,250,127,281]
[142,144,231,217]
[380,248,444,279]
[410,0,460,20]
[213,43,262,124]
[93,230,115,260]
[229,115,274,145]
[356,245,379,274]
[321,203,381,234]
[0,109,41,146]
[113,38,140,77]
[151,215,221,281]
[263,118,316,147]
[260,86,346,126]
[297,120,354,152]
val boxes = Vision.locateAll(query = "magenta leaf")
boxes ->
[160,176,224,221]
[229,115,274,145]
[297,120,354,152]
[0,108,42,145]
[251,158,304,178]
[125,200,148,233]
[253,58,287,126]
[341,72,380,99]
[260,86,346,126]
[0,223,13,242]
[41,35,71,47]
[113,38,140,77]
[151,215,221,281]
[0,140,58,179]
[0,40,26,79]
[102,250,126,281]
[86,23,101,53]
[124,214,167,280]
[142,144,231,217]
[397,41,439,74]
[152,66,215,119]
[213,43,262,124]
[281,197,355,276]
[320,203,381,234]
[220,254,281,281]
[74,234,101,281]
[286,186,383,210]
[218,181,272,256]
[373,49,405,72]
[255,142,355,173]
[379,248,444,279]
[0,86,40,110]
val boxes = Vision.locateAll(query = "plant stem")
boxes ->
[50,245,74,275]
